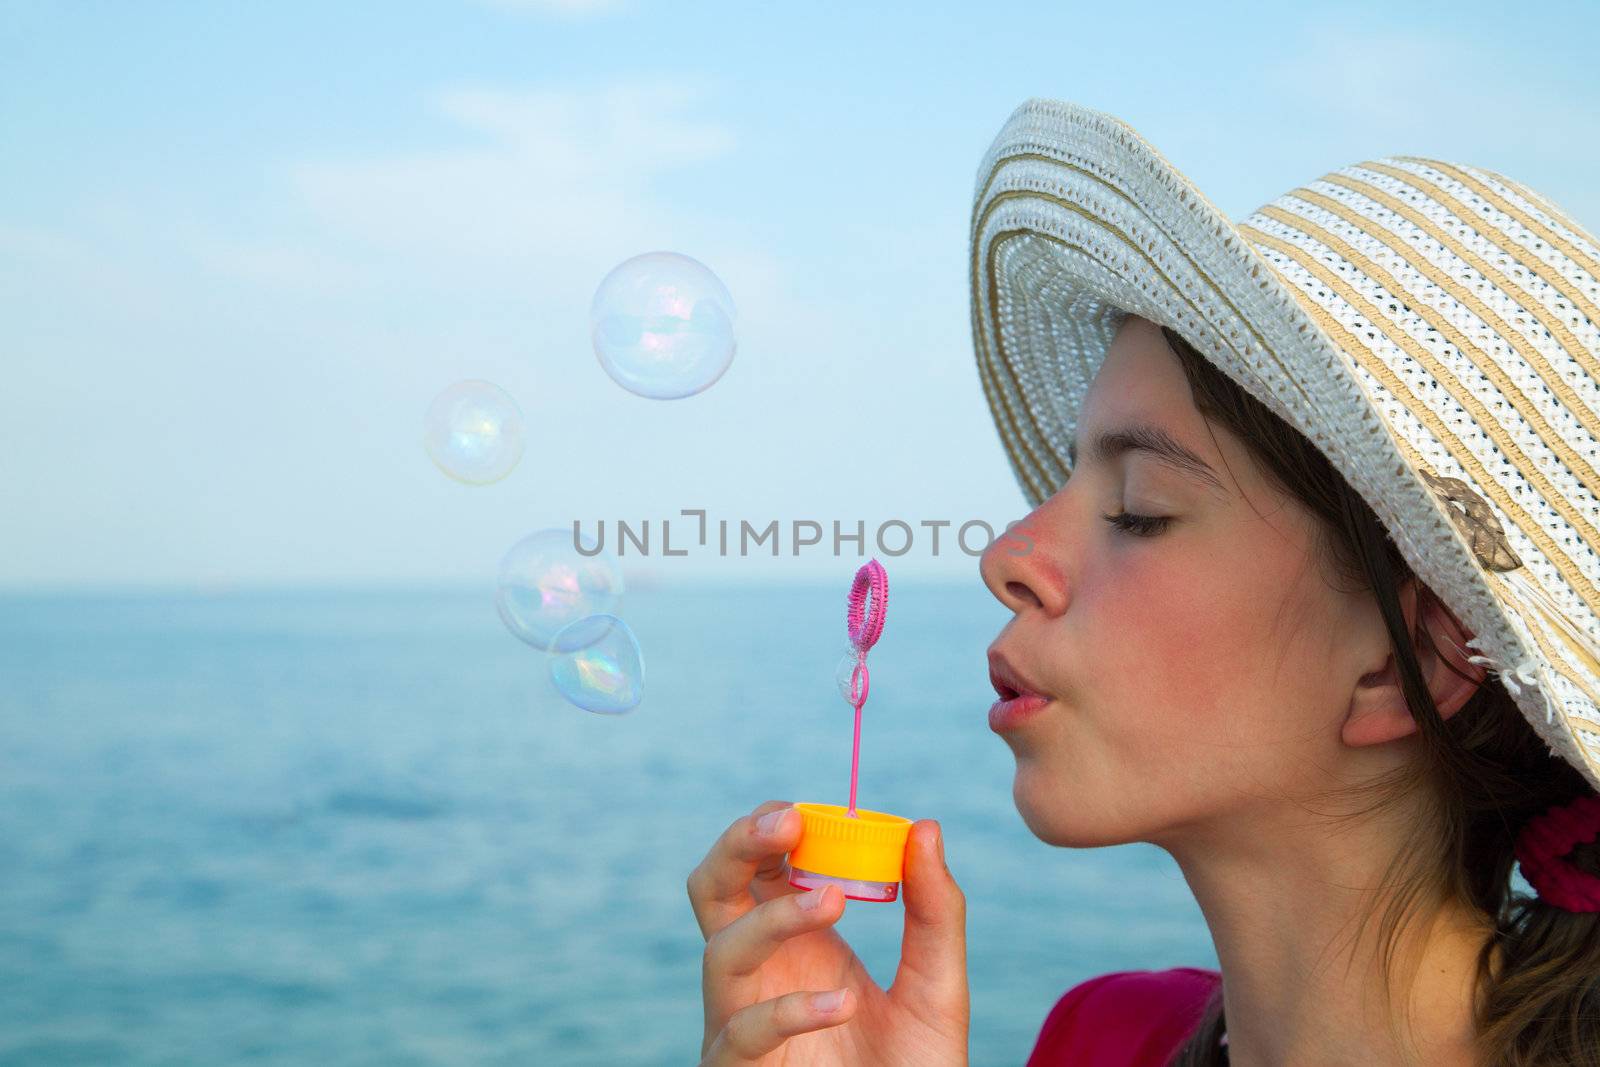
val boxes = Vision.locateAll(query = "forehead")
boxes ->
[1081,316,1200,425]
[1069,316,1240,502]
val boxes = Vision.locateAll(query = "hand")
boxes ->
[687,799,969,1065]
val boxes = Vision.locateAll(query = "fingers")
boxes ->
[891,820,970,1021]
[704,881,843,983]
[700,986,856,1065]
[687,800,804,940]
[701,881,846,1034]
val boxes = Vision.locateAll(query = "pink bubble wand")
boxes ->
[784,557,912,903]
[842,558,888,818]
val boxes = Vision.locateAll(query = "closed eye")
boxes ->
[1102,511,1173,537]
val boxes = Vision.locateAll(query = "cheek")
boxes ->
[1087,547,1278,744]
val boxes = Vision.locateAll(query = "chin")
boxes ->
[1012,771,1080,846]
[1011,766,1124,849]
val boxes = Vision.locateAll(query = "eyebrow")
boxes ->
[1068,422,1226,494]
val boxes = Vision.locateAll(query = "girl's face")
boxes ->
[979,314,1393,850]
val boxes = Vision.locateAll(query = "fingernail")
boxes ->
[757,808,790,836]
[810,989,846,1013]
[936,826,946,863]
[797,885,828,910]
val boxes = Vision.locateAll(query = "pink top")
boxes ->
[1025,967,1224,1066]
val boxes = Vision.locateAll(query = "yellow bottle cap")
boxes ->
[788,802,913,884]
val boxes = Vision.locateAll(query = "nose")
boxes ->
[979,501,1069,616]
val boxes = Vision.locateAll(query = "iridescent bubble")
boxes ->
[549,614,644,714]
[424,380,524,484]
[495,528,624,651]
[835,649,868,706]
[590,251,737,399]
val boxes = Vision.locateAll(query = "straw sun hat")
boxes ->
[968,98,1600,792]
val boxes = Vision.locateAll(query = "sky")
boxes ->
[3,0,1597,591]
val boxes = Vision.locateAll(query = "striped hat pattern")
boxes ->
[970,99,1600,791]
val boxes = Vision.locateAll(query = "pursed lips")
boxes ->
[987,648,1050,701]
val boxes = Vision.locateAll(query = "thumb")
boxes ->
[891,820,968,1011]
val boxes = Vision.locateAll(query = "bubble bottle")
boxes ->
[787,558,914,903]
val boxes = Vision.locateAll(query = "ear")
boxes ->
[1342,578,1488,749]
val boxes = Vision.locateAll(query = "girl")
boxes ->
[688,99,1600,1066]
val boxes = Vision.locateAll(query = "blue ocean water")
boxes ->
[0,582,1216,1066]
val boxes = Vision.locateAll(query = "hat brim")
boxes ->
[968,97,1600,790]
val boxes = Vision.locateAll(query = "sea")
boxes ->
[0,581,1217,1066]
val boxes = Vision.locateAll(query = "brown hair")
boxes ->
[1152,323,1600,1066]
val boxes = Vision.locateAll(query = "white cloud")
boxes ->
[1260,18,1598,165]
[277,78,736,267]
[0,218,171,319]
[171,74,775,331]
[1251,17,1600,230]
[185,232,382,295]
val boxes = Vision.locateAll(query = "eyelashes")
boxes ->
[1101,511,1173,537]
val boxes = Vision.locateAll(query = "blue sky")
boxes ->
[3,0,1597,590]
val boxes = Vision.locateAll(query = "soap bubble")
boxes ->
[835,649,868,706]
[549,614,644,714]
[590,251,737,399]
[424,380,524,484]
[495,528,624,651]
